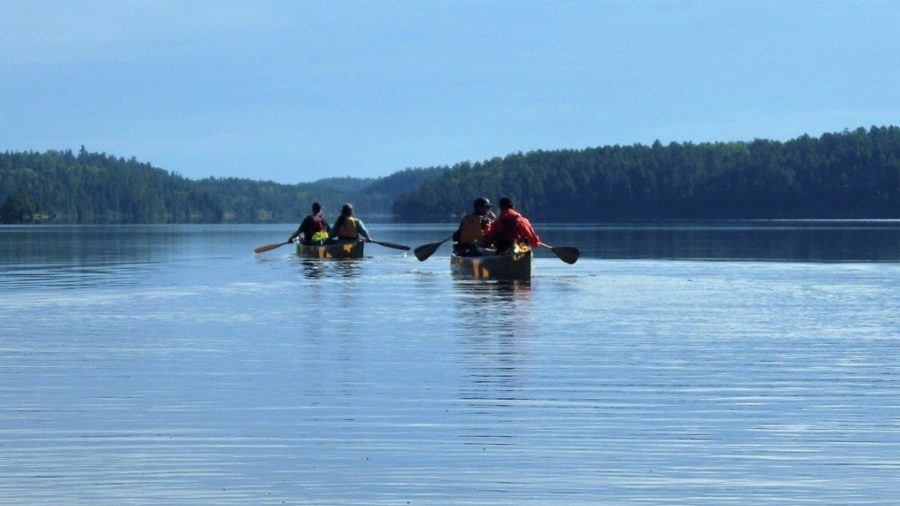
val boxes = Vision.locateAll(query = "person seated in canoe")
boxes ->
[330,203,373,243]
[452,196,496,257]
[288,202,331,245]
[481,197,541,254]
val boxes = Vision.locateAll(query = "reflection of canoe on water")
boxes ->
[296,240,365,259]
[450,248,532,281]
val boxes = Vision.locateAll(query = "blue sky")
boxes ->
[2,0,899,183]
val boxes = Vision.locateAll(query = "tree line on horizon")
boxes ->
[2,127,898,224]
[0,147,445,224]
[394,126,900,221]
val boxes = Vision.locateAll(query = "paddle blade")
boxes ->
[254,242,288,254]
[413,235,453,261]
[413,242,442,261]
[551,246,580,264]
[371,240,410,251]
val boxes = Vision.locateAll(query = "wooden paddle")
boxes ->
[368,239,410,251]
[413,235,453,261]
[539,242,580,264]
[254,241,291,254]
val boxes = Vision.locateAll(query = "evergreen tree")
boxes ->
[0,188,43,223]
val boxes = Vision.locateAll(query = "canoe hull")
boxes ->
[450,250,532,281]
[296,240,365,259]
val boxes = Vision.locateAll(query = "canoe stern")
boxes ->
[450,250,532,280]
[296,240,365,259]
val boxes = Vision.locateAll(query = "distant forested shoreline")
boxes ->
[395,126,900,221]
[2,127,899,224]
[0,147,445,224]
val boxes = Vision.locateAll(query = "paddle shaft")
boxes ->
[368,239,410,251]
[254,241,292,254]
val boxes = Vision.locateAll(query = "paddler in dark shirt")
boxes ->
[288,202,331,245]
[452,197,495,256]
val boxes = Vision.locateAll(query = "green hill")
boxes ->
[0,148,445,223]
[3,127,899,224]
[394,126,900,221]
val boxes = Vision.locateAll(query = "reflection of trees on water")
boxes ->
[1,226,171,290]
[545,224,900,261]
[452,280,535,448]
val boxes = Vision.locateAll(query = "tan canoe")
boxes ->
[450,249,532,281]
[296,240,365,259]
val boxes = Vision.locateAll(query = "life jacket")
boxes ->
[299,214,328,244]
[302,214,326,236]
[457,214,485,245]
[336,216,359,239]
[309,214,326,233]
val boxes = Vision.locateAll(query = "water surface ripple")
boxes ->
[1,223,898,504]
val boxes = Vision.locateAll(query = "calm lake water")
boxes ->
[1,222,899,505]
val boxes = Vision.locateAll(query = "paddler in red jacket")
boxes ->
[481,197,541,253]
